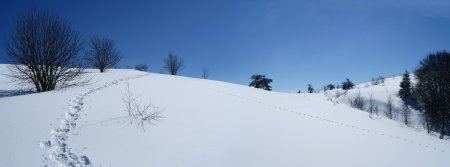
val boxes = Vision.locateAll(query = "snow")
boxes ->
[41,73,148,166]
[0,64,449,166]
[326,76,423,127]
[0,64,145,166]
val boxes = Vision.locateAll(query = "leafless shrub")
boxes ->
[121,82,163,130]
[5,10,85,92]
[367,92,376,118]
[201,68,209,79]
[422,112,434,134]
[385,95,394,119]
[401,101,410,126]
[350,90,365,110]
[371,76,385,85]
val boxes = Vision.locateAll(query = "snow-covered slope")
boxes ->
[0,64,449,167]
[325,76,423,127]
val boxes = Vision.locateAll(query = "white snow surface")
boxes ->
[0,64,449,167]
[325,76,423,127]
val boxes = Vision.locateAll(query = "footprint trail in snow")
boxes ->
[41,74,147,167]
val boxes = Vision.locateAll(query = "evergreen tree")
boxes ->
[342,78,354,90]
[249,75,273,91]
[326,84,335,90]
[307,84,314,93]
[398,71,412,101]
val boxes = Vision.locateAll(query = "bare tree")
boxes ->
[385,95,394,119]
[85,37,122,72]
[5,10,85,92]
[164,53,184,75]
[401,101,410,126]
[350,90,365,110]
[201,68,209,79]
[367,92,376,118]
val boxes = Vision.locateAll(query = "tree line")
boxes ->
[411,51,450,138]
[248,51,450,139]
[5,9,204,93]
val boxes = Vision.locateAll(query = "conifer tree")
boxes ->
[307,84,314,93]
[342,78,354,90]
[399,71,412,101]
[249,75,273,91]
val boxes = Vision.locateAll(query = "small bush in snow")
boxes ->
[384,95,395,120]
[350,90,365,110]
[371,76,385,85]
[135,64,148,71]
[122,82,163,130]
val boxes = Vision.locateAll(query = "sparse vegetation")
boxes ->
[121,82,163,130]
[350,90,365,110]
[371,76,385,85]
[367,92,377,118]
[384,95,395,119]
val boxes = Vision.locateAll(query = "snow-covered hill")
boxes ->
[0,64,449,167]
[325,76,423,127]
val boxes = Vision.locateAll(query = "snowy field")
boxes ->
[0,64,449,166]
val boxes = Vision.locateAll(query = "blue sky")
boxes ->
[1,0,450,92]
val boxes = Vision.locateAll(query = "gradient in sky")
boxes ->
[1,0,450,92]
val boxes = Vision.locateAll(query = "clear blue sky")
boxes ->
[1,0,450,92]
